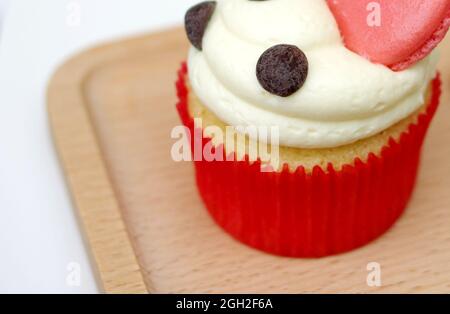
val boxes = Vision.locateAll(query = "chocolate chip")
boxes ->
[256,44,309,97]
[185,1,217,50]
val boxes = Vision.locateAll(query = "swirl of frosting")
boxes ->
[187,0,439,148]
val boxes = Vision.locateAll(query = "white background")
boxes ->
[0,0,197,293]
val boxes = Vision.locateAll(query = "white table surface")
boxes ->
[0,0,197,294]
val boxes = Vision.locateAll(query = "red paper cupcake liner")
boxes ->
[176,63,442,257]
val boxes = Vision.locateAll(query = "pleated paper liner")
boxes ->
[176,63,442,257]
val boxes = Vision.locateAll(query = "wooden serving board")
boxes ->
[48,27,450,294]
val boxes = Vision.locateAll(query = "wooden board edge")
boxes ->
[46,35,155,294]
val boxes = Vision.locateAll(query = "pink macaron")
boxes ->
[327,0,450,71]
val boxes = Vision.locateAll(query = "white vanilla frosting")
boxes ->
[187,0,439,148]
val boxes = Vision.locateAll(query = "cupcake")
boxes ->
[176,0,450,257]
